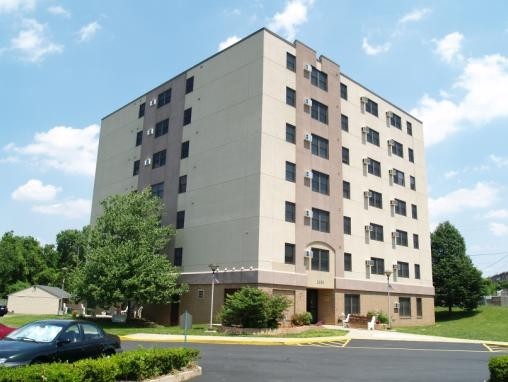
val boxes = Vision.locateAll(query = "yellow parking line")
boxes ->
[342,338,351,348]
[483,343,495,352]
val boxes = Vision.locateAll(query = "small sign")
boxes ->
[179,311,192,330]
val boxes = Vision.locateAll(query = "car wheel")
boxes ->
[103,349,115,358]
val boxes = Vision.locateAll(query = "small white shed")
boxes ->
[7,285,71,315]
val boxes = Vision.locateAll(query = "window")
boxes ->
[340,83,348,100]
[411,204,418,219]
[312,208,330,233]
[396,230,408,246]
[286,123,296,143]
[415,264,421,280]
[397,262,409,278]
[344,253,352,272]
[341,114,349,132]
[311,100,328,124]
[174,248,183,266]
[157,88,171,107]
[286,53,296,72]
[61,325,81,343]
[413,234,419,249]
[343,216,351,235]
[345,294,360,315]
[366,128,380,146]
[368,158,381,177]
[152,150,166,169]
[286,87,296,107]
[183,108,192,125]
[151,182,164,198]
[285,243,295,264]
[399,297,411,317]
[185,76,194,94]
[178,175,187,193]
[370,257,385,275]
[365,98,378,117]
[138,103,145,118]
[285,201,296,223]
[311,248,329,272]
[155,119,169,137]
[370,223,384,241]
[312,170,329,195]
[369,190,382,209]
[311,67,328,91]
[285,161,296,182]
[416,297,422,317]
[82,323,103,340]
[136,131,143,146]
[389,112,402,129]
[343,180,350,199]
[410,176,416,191]
[133,160,140,176]
[391,140,404,158]
[407,121,413,136]
[342,147,350,165]
[311,134,329,159]
[394,199,407,216]
[408,148,414,163]
[176,211,185,229]
[392,169,405,186]
[181,141,189,159]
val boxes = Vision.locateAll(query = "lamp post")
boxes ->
[60,267,68,315]
[208,264,219,331]
[384,270,392,329]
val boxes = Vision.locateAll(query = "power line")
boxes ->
[468,251,508,257]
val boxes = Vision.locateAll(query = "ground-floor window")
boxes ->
[399,297,411,317]
[345,294,360,315]
[416,297,422,318]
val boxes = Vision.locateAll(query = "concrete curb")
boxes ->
[144,365,202,382]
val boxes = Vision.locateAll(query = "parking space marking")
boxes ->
[295,339,350,348]
[483,343,508,353]
[346,345,489,353]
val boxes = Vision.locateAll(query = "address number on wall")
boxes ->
[316,280,325,285]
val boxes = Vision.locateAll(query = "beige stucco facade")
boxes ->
[7,286,62,315]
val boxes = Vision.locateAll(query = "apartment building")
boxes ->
[91,28,434,327]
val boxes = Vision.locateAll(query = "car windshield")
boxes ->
[6,323,64,343]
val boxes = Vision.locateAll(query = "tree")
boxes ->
[431,221,483,312]
[55,227,89,268]
[70,189,187,317]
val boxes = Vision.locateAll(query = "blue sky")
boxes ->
[1,0,507,277]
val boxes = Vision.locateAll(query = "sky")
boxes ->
[0,0,507,277]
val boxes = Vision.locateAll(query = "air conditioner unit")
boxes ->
[305,250,314,258]
[304,133,313,142]
[365,260,375,266]
[386,111,394,118]
[388,169,394,176]
[149,98,157,107]
[303,63,312,72]
[393,264,399,271]
[361,126,369,134]
[304,170,313,179]
[391,232,400,239]
[360,96,369,103]
[387,139,395,146]
[362,158,371,166]
[146,128,154,135]
[365,225,373,232]
[390,200,396,206]
[394,302,400,309]
[364,191,372,198]
[144,158,151,166]
[304,209,313,218]
[304,98,313,106]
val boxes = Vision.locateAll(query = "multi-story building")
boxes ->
[91,28,434,327]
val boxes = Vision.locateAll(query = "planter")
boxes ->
[143,365,202,382]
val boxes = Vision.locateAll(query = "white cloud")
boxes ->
[428,182,499,219]
[489,222,508,236]
[444,170,459,179]
[11,179,61,201]
[32,198,91,219]
[218,35,240,51]
[398,8,431,24]
[490,154,508,167]
[362,38,391,56]
[268,0,314,41]
[485,209,508,219]
[434,32,464,64]
[77,21,101,43]
[5,124,100,176]
[0,0,35,13]
[47,5,70,18]
[9,18,63,62]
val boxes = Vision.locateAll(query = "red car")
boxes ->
[0,323,15,339]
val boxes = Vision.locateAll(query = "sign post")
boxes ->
[179,311,192,344]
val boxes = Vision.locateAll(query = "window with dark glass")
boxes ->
[285,161,296,182]
[413,234,419,249]
[412,204,418,219]
[416,297,422,317]
[392,169,405,186]
[342,147,350,165]
[368,158,381,177]
[365,98,378,116]
[391,140,404,157]
[341,114,349,132]
[344,216,351,235]
[311,134,329,159]
[174,248,183,266]
[155,118,169,137]
[285,243,295,264]
[285,201,296,223]
[389,112,402,129]
[183,108,192,125]
[133,160,140,176]
[397,262,409,278]
[345,294,360,314]
[344,253,352,271]
[185,76,194,94]
[408,148,414,163]
[152,150,166,169]
[136,131,143,146]
[176,211,185,229]
[151,182,164,198]
[311,99,328,124]
[312,208,330,233]
[407,121,413,136]
[311,67,328,91]
[370,257,385,274]
[343,180,350,199]
[394,199,406,216]
[415,264,421,280]
[138,103,145,118]
[311,248,329,272]
[157,88,171,107]
[286,52,296,72]
[181,141,189,159]
[399,297,411,317]
[178,175,187,193]
[410,176,416,191]
[369,190,382,209]
[286,123,296,143]
[396,230,408,246]
[367,128,380,146]
[370,223,384,241]
[286,87,296,106]
[340,83,348,100]
[312,170,329,195]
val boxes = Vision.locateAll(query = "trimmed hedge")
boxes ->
[489,355,508,382]
[0,347,199,382]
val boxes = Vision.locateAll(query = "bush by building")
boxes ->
[291,312,312,326]
[489,355,508,382]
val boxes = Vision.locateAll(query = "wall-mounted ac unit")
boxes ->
[390,200,396,206]
[360,96,369,103]
[364,191,372,198]
[386,111,394,118]
[146,128,154,135]
[394,302,400,309]
[363,158,371,166]
[304,133,313,142]
[365,225,373,232]
[304,209,313,218]
[305,250,314,258]
[304,98,313,106]
[393,264,399,271]
[303,63,312,72]
[388,169,394,176]
[387,139,395,146]
[304,170,313,179]
[365,259,375,266]
[391,232,400,239]
[144,158,151,166]
[149,98,157,107]
[361,126,369,134]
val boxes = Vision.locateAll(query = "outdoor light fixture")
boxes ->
[384,270,392,329]
[208,264,219,331]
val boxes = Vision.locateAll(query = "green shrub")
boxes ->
[367,310,388,324]
[292,312,312,326]
[218,287,291,329]
[489,355,508,382]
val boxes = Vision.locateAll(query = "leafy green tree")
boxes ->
[431,221,484,312]
[70,189,187,317]
[55,227,89,268]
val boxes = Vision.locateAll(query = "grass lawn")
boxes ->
[396,305,508,342]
